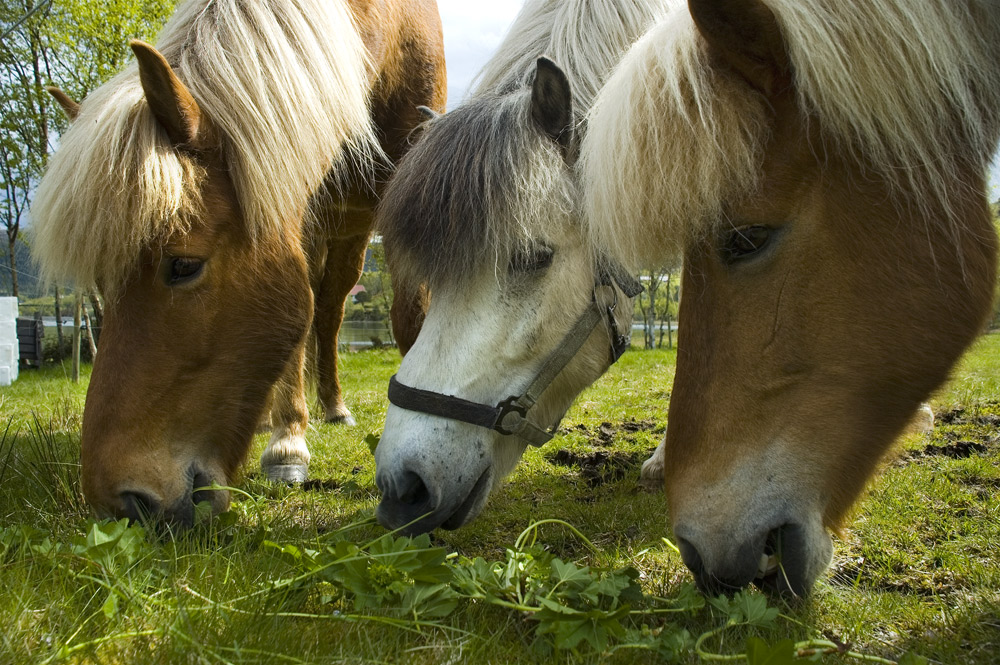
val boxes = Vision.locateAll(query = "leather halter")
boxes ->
[387,259,643,447]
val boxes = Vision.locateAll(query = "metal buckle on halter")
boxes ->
[494,396,531,436]
[595,283,630,363]
[386,257,642,447]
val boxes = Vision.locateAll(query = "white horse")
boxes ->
[373,0,668,534]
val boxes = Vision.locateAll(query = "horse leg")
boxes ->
[905,402,935,434]
[260,342,311,483]
[256,387,275,432]
[315,231,370,424]
[640,437,666,492]
[386,245,429,355]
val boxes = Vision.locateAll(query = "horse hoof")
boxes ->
[264,464,308,484]
[326,413,357,427]
[639,458,664,492]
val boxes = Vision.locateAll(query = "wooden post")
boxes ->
[82,303,97,361]
[72,292,82,383]
[87,289,103,346]
[54,284,65,355]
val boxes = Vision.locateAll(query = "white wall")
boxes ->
[0,297,18,386]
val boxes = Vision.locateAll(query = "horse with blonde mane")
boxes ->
[31,0,445,525]
[582,0,1000,594]
[373,0,668,534]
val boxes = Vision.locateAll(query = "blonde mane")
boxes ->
[471,0,670,112]
[32,0,379,293]
[582,0,1000,269]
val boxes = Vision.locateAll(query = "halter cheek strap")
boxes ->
[387,260,643,447]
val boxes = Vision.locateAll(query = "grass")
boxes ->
[1,333,999,663]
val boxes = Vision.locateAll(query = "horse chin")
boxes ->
[440,466,494,530]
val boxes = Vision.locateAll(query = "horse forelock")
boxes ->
[583,0,1000,270]
[377,93,576,289]
[379,0,676,289]
[31,73,207,296]
[582,8,769,270]
[31,0,379,294]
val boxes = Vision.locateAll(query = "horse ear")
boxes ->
[688,0,790,96]
[130,40,202,147]
[416,105,440,122]
[47,87,80,121]
[530,57,573,156]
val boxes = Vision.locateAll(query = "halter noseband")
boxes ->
[387,259,643,447]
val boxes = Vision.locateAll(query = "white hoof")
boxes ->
[260,430,310,483]
[639,440,666,492]
[905,403,935,434]
[263,463,308,484]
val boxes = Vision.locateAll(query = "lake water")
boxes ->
[36,318,673,348]
[339,321,393,348]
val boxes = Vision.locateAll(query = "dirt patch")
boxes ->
[912,440,990,460]
[829,556,967,597]
[621,418,660,433]
[302,478,340,492]
[898,407,999,465]
[561,418,660,446]
[935,406,1000,428]
[546,448,646,487]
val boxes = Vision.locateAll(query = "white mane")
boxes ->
[471,0,671,112]
[582,0,1000,268]
[31,0,379,292]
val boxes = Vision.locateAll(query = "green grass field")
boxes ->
[1,333,998,664]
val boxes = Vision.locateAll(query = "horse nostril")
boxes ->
[120,491,161,523]
[674,528,763,594]
[397,471,431,508]
[376,470,438,534]
[675,536,705,578]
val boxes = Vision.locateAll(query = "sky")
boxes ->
[435,1,1000,200]
[436,0,524,107]
[991,158,1000,201]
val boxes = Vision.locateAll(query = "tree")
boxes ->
[1,0,175,298]
[634,263,680,350]
[44,0,174,102]
[1,0,56,298]
[991,202,1000,330]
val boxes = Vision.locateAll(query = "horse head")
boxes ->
[583,0,1000,594]
[375,58,638,533]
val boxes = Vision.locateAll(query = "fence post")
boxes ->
[72,292,82,383]
[82,303,97,360]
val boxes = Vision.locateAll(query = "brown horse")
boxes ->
[583,0,1000,594]
[32,0,445,524]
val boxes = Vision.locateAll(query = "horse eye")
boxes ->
[509,246,554,274]
[722,226,772,263]
[166,257,205,286]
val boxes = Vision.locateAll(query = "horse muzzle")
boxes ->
[673,515,832,597]
[94,463,230,530]
[375,463,493,535]
[374,407,499,534]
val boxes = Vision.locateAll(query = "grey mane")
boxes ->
[377,91,573,287]
[376,0,672,287]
